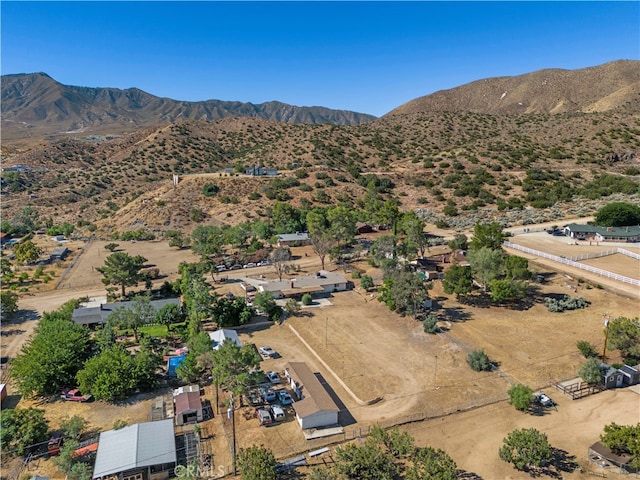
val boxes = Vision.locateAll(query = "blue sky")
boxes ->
[2,2,639,117]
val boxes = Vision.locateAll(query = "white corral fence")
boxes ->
[503,242,640,287]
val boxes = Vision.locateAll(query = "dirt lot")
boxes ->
[3,227,640,480]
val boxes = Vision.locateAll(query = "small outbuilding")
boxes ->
[589,441,637,474]
[355,222,373,234]
[208,329,242,350]
[277,232,310,247]
[50,246,69,261]
[174,391,204,426]
[619,364,640,386]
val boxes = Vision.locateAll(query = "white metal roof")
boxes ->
[92,419,176,479]
[208,329,242,350]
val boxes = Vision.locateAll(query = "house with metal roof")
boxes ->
[284,362,340,430]
[259,270,348,299]
[208,329,242,350]
[564,223,640,242]
[277,232,310,246]
[92,419,176,480]
[72,298,180,328]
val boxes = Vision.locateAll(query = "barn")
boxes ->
[284,362,339,430]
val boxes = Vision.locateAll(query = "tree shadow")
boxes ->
[457,470,484,479]
[441,306,473,323]
[541,448,580,478]
[3,308,39,325]
[1,328,26,337]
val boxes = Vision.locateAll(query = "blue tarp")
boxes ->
[167,355,186,377]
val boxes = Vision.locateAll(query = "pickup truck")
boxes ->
[61,388,92,402]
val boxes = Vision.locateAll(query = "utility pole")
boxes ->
[228,395,237,475]
[434,355,438,389]
[602,317,610,362]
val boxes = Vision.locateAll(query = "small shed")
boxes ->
[50,246,69,261]
[174,391,204,426]
[355,222,373,234]
[619,364,640,386]
[589,441,637,473]
[602,364,624,389]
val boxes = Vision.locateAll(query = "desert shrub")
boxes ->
[577,340,599,358]
[543,295,589,312]
[301,293,313,305]
[248,191,261,200]
[360,275,374,290]
[423,315,438,334]
[202,183,219,197]
[351,270,361,279]
[467,349,492,371]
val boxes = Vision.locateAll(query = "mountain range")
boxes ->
[1,60,638,234]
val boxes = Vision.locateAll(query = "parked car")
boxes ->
[277,389,294,406]
[270,404,286,422]
[243,262,257,269]
[246,390,262,406]
[534,392,555,407]
[229,264,242,270]
[260,385,277,403]
[266,371,281,383]
[259,346,278,358]
[255,407,273,426]
[257,260,270,267]
[61,388,92,402]
[216,265,227,272]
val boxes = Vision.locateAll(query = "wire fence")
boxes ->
[503,242,640,286]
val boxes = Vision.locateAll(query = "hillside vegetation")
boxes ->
[1,61,639,237]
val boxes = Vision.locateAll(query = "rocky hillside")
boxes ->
[0,73,377,146]
[1,61,639,237]
[388,60,640,116]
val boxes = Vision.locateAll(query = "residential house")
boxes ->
[564,223,640,243]
[277,232,310,247]
[50,246,69,262]
[245,166,278,176]
[72,298,181,328]
[259,270,348,299]
[284,362,340,430]
[92,419,176,480]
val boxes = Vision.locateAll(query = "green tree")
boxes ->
[600,423,640,470]
[360,274,374,291]
[507,384,534,412]
[210,340,261,404]
[0,290,18,317]
[107,295,155,342]
[328,205,356,248]
[579,357,603,385]
[499,428,552,471]
[68,462,92,480]
[0,407,49,455]
[442,264,473,298]
[271,202,303,234]
[76,346,137,401]
[154,302,183,332]
[284,298,300,316]
[12,205,40,233]
[378,270,429,316]
[134,341,163,391]
[301,293,313,305]
[467,349,492,371]
[54,440,80,476]
[607,316,640,363]
[97,252,147,298]
[594,202,640,227]
[236,445,277,480]
[423,314,438,334]
[335,441,398,480]
[401,211,429,258]
[447,234,468,251]
[12,319,92,396]
[489,279,527,303]
[469,221,507,251]
[104,242,119,252]
[503,255,531,280]
[576,340,599,358]
[61,415,88,441]
[190,225,225,256]
[406,446,458,480]
[468,246,503,291]
[14,239,42,264]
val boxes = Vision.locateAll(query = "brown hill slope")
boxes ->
[0,73,377,146]
[387,60,640,116]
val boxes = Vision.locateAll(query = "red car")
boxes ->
[61,388,92,402]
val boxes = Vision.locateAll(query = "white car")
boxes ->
[243,262,257,269]
[259,346,277,358]
[270,404,285,422]
[266,371,281,383]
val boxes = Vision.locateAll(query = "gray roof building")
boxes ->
[72,298,180,327]
[259,270,348,298]
[92,419,176,479]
